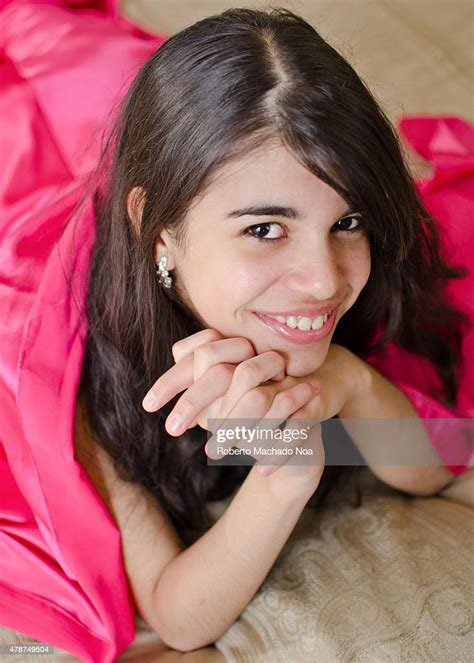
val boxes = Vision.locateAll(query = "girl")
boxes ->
[77,4,472,651]
[2,3,472,659]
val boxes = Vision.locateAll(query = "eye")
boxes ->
[243,213,366,244]
[332,213,365,234]
[243,222,287,243]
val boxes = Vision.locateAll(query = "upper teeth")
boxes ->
[271,313,330,330]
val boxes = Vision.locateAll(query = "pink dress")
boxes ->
[0,1,166,661]
[0,1,472,661]
[366,116,474,474]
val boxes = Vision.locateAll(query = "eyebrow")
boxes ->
[226,204,355,220]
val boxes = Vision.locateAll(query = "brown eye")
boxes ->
[333,214,364,234]
[244,222,287,242]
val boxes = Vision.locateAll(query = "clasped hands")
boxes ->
[142,328,362,476]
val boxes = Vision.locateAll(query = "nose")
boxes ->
[283,238,342,301]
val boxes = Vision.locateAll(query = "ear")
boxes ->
[153,230,178,271]
[126,186,146,235]
[126,186,178,270]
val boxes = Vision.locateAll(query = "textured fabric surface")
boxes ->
[215,470,474,662]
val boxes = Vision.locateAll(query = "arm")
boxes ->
[339,356,457,497]
[75,394,318,653]
[152,466,316,651]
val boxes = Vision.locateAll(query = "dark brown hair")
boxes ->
[77,7,469,545]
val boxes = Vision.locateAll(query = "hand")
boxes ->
[207,343,362,476]
[141,328,324,482]
[142,327,318,434]
[142,327,320,425]
[142,328,284,432]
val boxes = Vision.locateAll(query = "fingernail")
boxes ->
[143,392,157,410]
[167,413,184,435]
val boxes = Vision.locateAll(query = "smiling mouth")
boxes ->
[253,308,337,345]
[262,311,333,331]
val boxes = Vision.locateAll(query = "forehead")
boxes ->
[192,142,347,216]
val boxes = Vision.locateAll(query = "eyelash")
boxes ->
[243,215,366,243]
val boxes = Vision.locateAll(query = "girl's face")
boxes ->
[159,143,371,377]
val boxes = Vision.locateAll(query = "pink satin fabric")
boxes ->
[0,1,472,661]
[367,116,474,474]
[0,1,166,661]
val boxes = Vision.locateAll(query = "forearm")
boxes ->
[339,358,454,496]
[151,466,315,651]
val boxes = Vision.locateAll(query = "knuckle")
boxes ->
[171,339,185,359]
[280,383,312,411]
[237,338,255,357]
[247,387,271,411]
[213,362,235,382]
[234,361,259,384]
[203,328,224,343]
[267,350,285,369]
[193,343,212,363]
[172,329,222,361]
[277,390,298,411]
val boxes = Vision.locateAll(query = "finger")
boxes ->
[252,382,320,473]
[206,382,318,465]
[255,383,322,475]
[142,353,194,412]
[192,337,255,381]
[144,334,255,413]
[263,379,320,421]
[269,371,287,382]
[257,420,325,476]
[218,351,288,420]
[172,328,224,364]
[145,333,253,410]
[164,363,235,436]
[207,415,288,466]
[205,384,276,459]
[206,380,319,460]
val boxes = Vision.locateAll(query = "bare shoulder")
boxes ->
[74,390,184,627]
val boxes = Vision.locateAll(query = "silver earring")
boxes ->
[156,255,172,289]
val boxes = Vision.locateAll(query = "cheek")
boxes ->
[178,250,274,319]
[345,242,371,289]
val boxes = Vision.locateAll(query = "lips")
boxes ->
[254,307,337,345]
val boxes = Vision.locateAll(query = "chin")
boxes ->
[285,362,322,378]
[279,350,326,378]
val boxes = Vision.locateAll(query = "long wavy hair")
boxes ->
[76,7,469,545]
